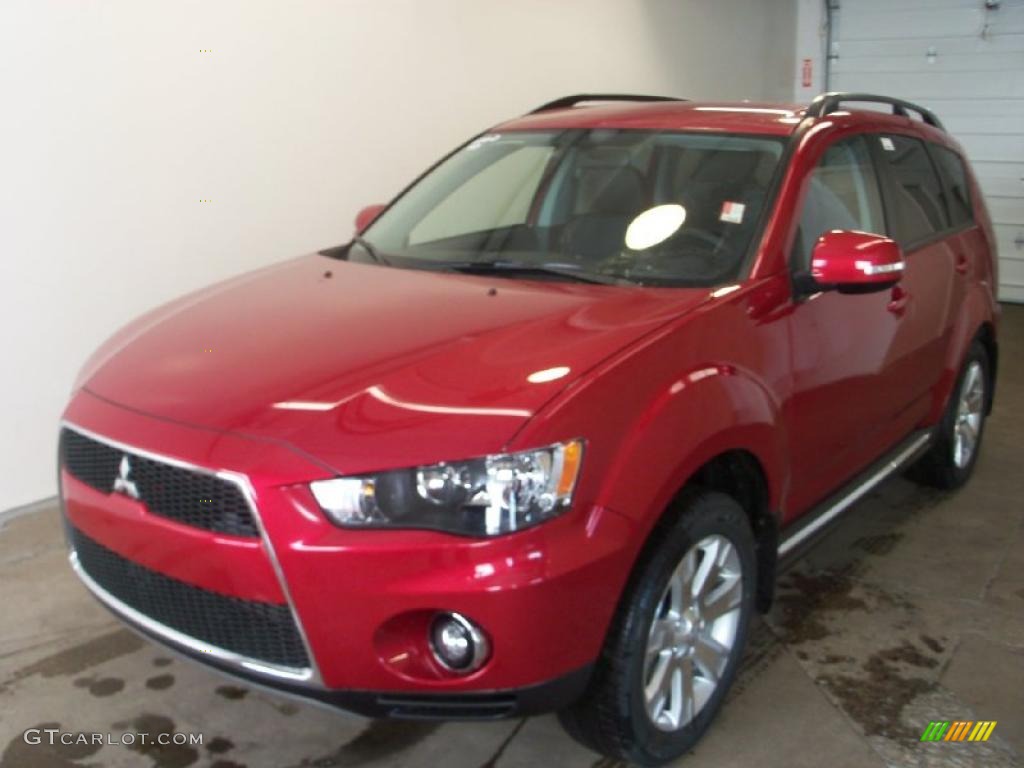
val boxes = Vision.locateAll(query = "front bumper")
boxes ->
[60,390,634,715]
[80,573,592,719]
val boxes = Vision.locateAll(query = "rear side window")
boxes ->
[793,136,885,271]
[874,135,949,245]
[930,145,973,227]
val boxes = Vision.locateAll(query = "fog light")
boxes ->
[429,613,489,673]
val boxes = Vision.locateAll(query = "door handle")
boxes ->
[887,285,909,316]
[954,253,969,274]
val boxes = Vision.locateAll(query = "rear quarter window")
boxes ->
[874,135,949,246]
[930,144,974,228]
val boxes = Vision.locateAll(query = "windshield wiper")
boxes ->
[444,260,630,286]
[349,235,391,266]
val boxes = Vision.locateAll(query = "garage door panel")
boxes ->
[994,224,1024,257]
[980,180,1024,200]
[975,175,1024,201]
[837,8,986,41]
[832,1,1024,302]
[1000,284,1024,302]
[987,197,1024,226]
[834,32,1024,59]
[955,135,1024,163]
[997,252,1024,290]
[971,160,1024,183]
[917,98,1024,120]
[832,70,1024,99]
[839,7,1024,40]
[846,0,995,11]
[944,115,1024,135]
[832,51,1024,75]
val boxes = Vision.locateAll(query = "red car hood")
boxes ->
[80,254,709,474]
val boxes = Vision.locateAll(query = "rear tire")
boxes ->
[558,490,756,766]
[910,340,989,490]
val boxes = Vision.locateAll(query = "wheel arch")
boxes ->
[928,285,999,424]
[686,450,778,612]
[588,365,788,616]
[621,447,780,618]
[975,320,997,415]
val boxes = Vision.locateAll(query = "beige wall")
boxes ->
[0,0,797,510]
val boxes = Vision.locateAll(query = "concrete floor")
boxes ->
[2,305,1022,768]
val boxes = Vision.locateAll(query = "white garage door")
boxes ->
[829,0,1024,302]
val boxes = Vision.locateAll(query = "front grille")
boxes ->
[60,428,259,537]
[70,526,310,669]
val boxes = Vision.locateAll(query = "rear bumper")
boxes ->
[60,389,633,713]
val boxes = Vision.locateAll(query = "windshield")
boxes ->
[358,129,784,286]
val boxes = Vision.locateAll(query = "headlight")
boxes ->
[310,440,584,536]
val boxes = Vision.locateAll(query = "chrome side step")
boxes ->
[777,430,932,558]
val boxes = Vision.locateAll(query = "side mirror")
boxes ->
[354,203,386,234]
[808,230,904,294]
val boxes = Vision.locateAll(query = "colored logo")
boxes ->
[921,721,997,742]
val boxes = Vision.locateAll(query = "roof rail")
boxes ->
[528,93,686,114]
[807,91,945,131]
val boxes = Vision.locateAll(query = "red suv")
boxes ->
[59,92,999,765]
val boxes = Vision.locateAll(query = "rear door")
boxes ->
[930,141,984,319]
[870,132,964,410]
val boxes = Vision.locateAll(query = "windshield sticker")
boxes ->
[880,136,895,151]
[720,201,745,224]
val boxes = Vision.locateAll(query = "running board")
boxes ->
[777,430,933,559]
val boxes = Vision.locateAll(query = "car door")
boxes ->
[869,133,963,415]
[783,134,927,517]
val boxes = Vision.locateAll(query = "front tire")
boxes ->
[911,340,989,490]
[558,490,756,766]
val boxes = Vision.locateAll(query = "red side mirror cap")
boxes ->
[811,230,904,292]
[354,204,386,234]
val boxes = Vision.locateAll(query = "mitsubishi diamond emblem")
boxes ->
[112,455,141,500]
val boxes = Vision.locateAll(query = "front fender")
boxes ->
[598,363,785,529]
[507,282,792,541]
